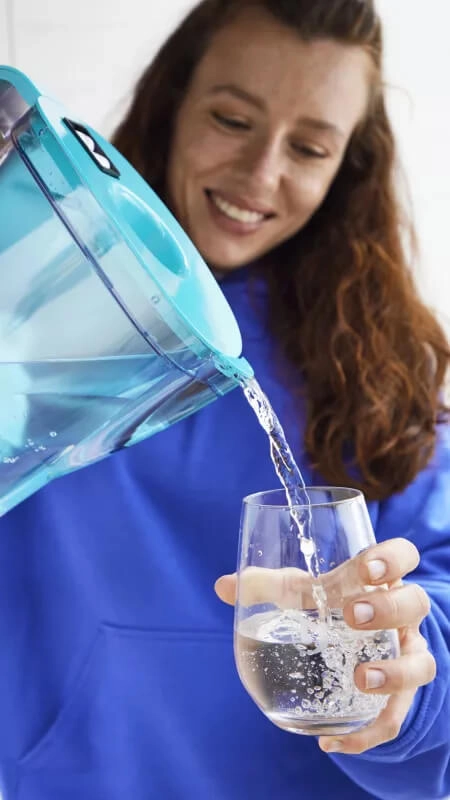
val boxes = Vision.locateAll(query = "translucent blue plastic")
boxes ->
[0,68,253,515]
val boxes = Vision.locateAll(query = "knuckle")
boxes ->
[389,538,407,567]
[424,654,437,684]
[404,540,421,570]
[384,589,401,622]
[416,632,430,651]
[412,584,431,618]
[388,538,420,573]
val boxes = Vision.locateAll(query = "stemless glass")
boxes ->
[234,487,400,736]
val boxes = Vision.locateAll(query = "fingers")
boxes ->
[319,691,415,755]
[215,567,313,608]
[399,626,430,655]
[216,538,421,611]
[216,538,425,619]
[216,566,431,629]
[215,573,237,605]
[354,650,436,694]
[358,538,420,586]
[343,583,431,631]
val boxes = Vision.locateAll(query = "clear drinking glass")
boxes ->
[234,487,400,736]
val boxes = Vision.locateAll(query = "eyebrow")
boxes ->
[208,83,345,139]
[209,83,266,110]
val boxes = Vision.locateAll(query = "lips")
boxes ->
[203,190,274,238]
[206,189,275,221]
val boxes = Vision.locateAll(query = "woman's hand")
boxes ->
[215,538,436,755]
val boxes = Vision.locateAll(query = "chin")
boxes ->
[195,239,261,271]
[207,255,256,273]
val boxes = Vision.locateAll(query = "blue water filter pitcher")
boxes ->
[0,66,253,515]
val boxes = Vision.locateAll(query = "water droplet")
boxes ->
[49,431,58,438]
[257,550,263,557]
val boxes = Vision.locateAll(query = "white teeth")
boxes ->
[210,192,266,224]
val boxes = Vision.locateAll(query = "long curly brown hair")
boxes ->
[112,0,449,500]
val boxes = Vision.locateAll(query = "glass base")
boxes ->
[268,712,375,736]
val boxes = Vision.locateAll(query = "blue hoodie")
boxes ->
[0,269,449,800]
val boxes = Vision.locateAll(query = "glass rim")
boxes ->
[242,486,364,510]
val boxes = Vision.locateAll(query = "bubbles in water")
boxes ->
[300,537,315,558]
[237,609,394,729]
[49,431,58,438]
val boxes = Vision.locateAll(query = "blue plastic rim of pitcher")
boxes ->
[0,65,254,387]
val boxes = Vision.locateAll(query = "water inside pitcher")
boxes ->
[0,66,253,514]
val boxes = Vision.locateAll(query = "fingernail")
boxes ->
[366,668,386,689]
[353,602,375,625]
[367,559,387,581]
[324,740,344,753]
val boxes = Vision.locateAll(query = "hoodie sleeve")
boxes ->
[329,423,450,800]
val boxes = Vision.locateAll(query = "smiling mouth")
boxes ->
[205,190,275,225]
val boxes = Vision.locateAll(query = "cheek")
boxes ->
[289,170,336,219]
[176,127,241,185]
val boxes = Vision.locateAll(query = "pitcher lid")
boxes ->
[0,66,253,378]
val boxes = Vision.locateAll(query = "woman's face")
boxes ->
[167,9,371,271]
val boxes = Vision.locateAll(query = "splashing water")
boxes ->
[242,378,329,639]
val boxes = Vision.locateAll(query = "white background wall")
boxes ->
[1,0,449,334]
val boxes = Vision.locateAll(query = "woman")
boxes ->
[0,1,448,798]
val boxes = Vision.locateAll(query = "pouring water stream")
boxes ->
[242,378,330,643]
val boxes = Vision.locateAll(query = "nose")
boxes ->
[239,135,285,195]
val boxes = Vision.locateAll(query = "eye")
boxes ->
[291,143,328,159]
[211,111,251,131]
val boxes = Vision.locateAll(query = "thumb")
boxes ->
[214,573,237,606]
